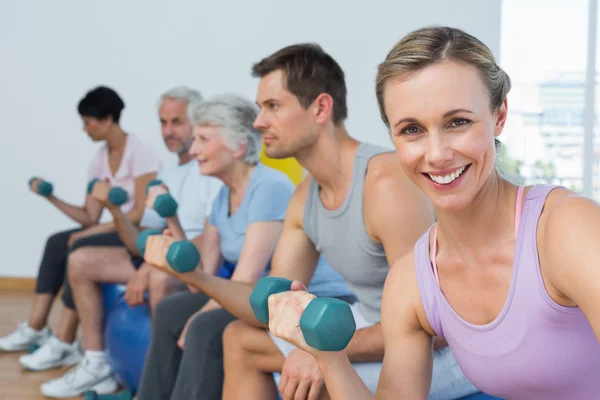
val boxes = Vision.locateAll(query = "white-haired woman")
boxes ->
[136,94,297,400]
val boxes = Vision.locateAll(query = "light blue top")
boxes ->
[208,163,354,299]
[209,163,294,265]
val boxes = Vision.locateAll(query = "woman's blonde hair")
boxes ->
[376,26,511,132]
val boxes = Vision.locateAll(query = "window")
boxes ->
[500,0,590,195]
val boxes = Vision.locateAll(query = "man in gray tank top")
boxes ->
[216,45,477,399]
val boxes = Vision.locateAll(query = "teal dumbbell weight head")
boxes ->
[145,180,178,217]
[87,178,100,194]
[146,179,163,194]
[136,228,163,256]
[166,241,200,273]
[29,177,53,196]
[153,194,178,217]
[107,187,128,206]
[249,277,356,351]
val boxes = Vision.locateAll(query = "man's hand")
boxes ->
[279,348,325,400]
[146,184,169,211]
[124,265,150,307]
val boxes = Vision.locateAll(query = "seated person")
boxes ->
[267,27,600,400]
[153,43,473,400]
[34,86,222,398]
[39,93,295,398]
[0,86,160,366]
[134,93,354,400]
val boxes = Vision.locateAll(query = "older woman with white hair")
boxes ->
[135,93,297,400]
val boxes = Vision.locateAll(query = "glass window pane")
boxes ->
[500,0,588,193]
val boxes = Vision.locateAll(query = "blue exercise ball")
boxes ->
[101,283,127,314]
[104,297,152,393]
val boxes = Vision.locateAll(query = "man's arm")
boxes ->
[341,154,436,363]
[109,206,142,255]
[122,172,156,225]
[150,180,321,328]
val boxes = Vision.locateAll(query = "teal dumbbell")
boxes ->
[87,179,128,206]
[107,187,128,206]
[153,194,178,217]
[29,177,53,197]
[145,179,178,217]
[87,178,100,195]
[249,277,356,351]
[136,228,163,256]
[84,389,132,400]
[146,179,163,195]
[166,241,200,273]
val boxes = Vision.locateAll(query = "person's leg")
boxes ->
[222,320,285,400]
[136,291,209,400]
[68,246,135,351]
[147,267,187,313]
[169,308,237,400]
[0,228,80,352]
[37,246,138,398]
[20,233,127,373]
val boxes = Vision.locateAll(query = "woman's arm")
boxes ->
[541,192,600,341]
[190,219,222,276]
[268,253,433,400]
[30,176,103,227]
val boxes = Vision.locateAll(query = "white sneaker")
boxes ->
[0,322,51,352]
[40,355,119,398]
[20,336,83,371]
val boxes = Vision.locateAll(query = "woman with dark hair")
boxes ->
[0,86,161,375]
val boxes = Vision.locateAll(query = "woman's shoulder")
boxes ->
[252,163,296,191]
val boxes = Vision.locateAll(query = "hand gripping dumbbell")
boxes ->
[165,241,201,273]
[28,177,54,197]
[135,228,163,257]
[87,178,128,206]
[249,277,356,351]
[145,180,178,218]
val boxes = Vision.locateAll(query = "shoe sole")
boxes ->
[40,376,120,398]
[20,354,82,372]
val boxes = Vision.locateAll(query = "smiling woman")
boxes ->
[265,26,600,400]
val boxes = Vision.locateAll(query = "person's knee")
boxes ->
[67,248,92,284]
[151,293,186,335]
[222,320,250,359]
[149,268,178,300]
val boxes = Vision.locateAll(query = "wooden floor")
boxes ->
[0,290,84,400]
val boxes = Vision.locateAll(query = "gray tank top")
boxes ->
[303,142,392,323]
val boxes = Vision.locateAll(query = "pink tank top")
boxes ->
[414,185,600,399]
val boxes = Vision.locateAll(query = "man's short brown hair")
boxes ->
[251,43,348,124]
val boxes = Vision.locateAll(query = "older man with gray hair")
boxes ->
[37,86,223,399]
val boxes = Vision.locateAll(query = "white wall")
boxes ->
[0,0,501,277]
